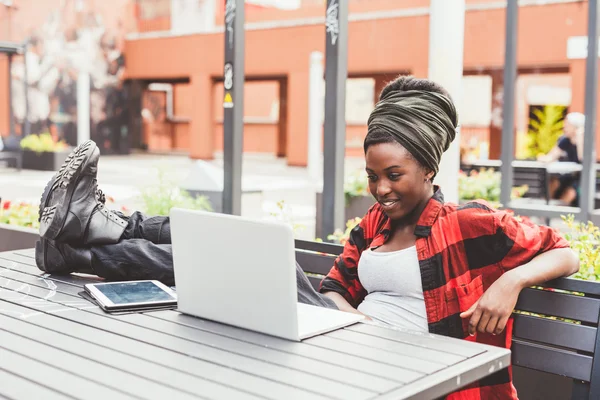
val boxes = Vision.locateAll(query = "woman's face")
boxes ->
[365,142,434,222]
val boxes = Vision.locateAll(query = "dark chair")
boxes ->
[513,166,549,202]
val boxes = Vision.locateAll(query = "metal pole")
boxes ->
[499,0,518,208]
[321,0,348,239]
[428,0,465,204]
[23,40,30,137]
[77,71,91,145]
[307,51,324,183]
[7,54,14,138]
[580,0,599,223]
[222,0,245,215]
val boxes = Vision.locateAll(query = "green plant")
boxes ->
[344,170,370,205]
[562,214,600,282]
[269,200,306,237]
[327,217,362,245]
[138,168,212,216]
[523,105,566,159]
[458,168,528,208]
[0,200,40,229]
[20,133,68,153]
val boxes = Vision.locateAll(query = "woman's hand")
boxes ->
[459,272,523,336]
[323,291,372,320]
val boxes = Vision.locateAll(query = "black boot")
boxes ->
[38,140,127,245]
[35,239,94,275]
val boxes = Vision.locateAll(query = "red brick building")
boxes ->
[0,0,597,165]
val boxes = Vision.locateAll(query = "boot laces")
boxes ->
[95,188,106,205]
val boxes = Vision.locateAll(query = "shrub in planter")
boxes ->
[459,168,528,207]
[20,133,71,171]
[315,169,375,238]
[344,170,370,205]
[327,217,362,245]
[0,199,39,252]
[0,199,40,230]
[138,168,212,216]
[562,214,600,282]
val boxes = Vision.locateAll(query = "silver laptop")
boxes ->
[170,208,364,341]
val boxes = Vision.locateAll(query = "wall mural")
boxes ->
[10,4,128,154]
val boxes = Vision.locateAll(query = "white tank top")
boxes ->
[356,246,428,332]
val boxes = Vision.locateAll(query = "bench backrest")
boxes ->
[512,279,600,398]
[294,239,600,399]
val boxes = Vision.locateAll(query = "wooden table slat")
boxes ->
[13,248,35,258]
[0,283,365,400]
[305,335,445,374]
[0,300,318,400]
[0,312,261,400]
[151,311,423,383]
[325,328,466,365]
[116,313,396,393]
[0,328,206,400]
[347,322,485,358]
[0,346,136,400]
[0,367,73,400]
[0,254,100,288]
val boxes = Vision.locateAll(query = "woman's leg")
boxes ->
[295,262,338,309]
[90,239,175,286]
[120,212,171,244]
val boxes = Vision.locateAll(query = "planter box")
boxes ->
[315,193,375,239]
[22,149,71,171]
[0,223,38,252]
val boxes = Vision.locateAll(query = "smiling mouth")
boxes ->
[379,199,400,208]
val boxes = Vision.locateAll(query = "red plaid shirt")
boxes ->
[320,187,569,399]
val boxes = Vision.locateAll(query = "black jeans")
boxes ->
[90,212,338,310]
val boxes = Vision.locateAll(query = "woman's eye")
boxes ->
[367,175,377,182]
[389,173,401,180]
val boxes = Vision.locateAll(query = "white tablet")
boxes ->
[84,280,177,311]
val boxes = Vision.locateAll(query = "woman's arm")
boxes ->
[323,291,370,318]
[538,145,562,162]
[461,247,579,335]
[508,247,579,287]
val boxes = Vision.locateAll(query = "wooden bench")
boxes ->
[295,239,600,399]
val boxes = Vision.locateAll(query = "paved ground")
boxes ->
[0,151,365,241]
[0,150,571,239]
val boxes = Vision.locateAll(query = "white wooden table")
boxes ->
[0,249,511,400]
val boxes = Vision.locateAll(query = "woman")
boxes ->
[36,76,578,400]
[538,112,585,206]
[318,76,578,399]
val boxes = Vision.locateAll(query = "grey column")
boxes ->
[580,0,599,222]
[23,41,30,137]
[499,0,518,208]
[222,0,245,215]
[321,0,348,239]
[7,54,14,137]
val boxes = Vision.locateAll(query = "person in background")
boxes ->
[538,112,585,205]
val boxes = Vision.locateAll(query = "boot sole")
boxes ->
[39,140,98,240]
